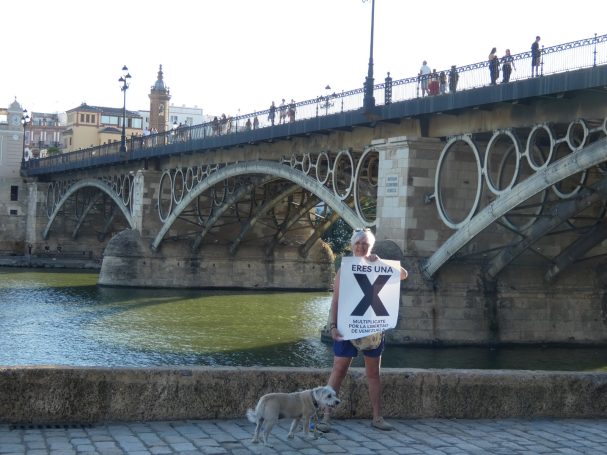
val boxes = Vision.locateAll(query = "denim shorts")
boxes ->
[333,336,385,358]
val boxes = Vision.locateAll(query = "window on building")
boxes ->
[80,114,85,122]
[10,185,18,201]
[10,209,18,216]
[132,118,142,129]
[101,115,119,125]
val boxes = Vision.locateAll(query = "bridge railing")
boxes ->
[23,33,607,173]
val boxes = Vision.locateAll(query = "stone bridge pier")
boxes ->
[372,131,607,346]
[97,168,335,290]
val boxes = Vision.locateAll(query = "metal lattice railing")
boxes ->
[23,33,607,173]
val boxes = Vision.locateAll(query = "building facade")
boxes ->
[167,104,205,128]
[26,112,66,159]
[62,103,143,152]
[0,99,28,252]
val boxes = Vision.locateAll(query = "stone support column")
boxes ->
[131,171,145,234]
[25,182,49,249]
[374,136,444,257]
[132,170,163,237]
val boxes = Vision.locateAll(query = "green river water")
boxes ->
[1,267,606,371]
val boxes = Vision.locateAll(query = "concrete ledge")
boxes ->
[1,367,606,424]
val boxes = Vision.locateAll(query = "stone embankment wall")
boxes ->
[1,367,606,424]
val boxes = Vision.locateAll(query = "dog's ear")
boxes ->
[312,386,324,399]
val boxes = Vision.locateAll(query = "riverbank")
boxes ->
[1,367,606,424]
[0,254,100,269]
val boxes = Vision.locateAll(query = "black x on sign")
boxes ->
[338,257,400,339]
[350,274,391,316]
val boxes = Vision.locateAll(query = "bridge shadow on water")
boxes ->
[1,267,606,372]
[178,340,607,372]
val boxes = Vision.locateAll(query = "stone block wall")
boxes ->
[389,259,607,345]
[0,179,27,252]
[0,367,605,424]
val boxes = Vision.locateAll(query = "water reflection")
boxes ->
[1,267,606,371]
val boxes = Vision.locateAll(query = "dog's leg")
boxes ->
[262,418,276,448]
[303,415,317,439]
[287,418,300,439]
[251,419,262,444]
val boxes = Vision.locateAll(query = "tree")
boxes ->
[322,217,352,256]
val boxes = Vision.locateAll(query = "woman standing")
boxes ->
[489,47,500,85]
[501,49,516,83]
[317,228,408,432]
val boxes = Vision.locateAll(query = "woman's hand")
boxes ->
[330,327,344,341]
[367,253,379,262]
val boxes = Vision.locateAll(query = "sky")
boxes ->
[3,0,605,118]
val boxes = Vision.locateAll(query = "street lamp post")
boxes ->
[118,65,131,153]
[21,109,31,163]
[362,0,376,112]
[323,85,334,116]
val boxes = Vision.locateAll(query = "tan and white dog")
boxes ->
[246,385,340,446]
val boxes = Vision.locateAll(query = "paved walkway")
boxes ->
[1,418,607,454]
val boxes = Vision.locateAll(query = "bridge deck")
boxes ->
[22,62,607,177]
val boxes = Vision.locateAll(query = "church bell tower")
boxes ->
[149,65,171,132]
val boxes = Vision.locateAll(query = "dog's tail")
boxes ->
[246,408,257,423]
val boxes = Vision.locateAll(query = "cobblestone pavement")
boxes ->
[1,418,607,454]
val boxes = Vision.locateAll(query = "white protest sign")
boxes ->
[337,256,401,341]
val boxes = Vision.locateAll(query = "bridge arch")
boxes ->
[43,178,136,240]
[422,137,607,279]
[151,160,363,251]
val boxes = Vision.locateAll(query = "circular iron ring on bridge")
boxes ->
[121,174,132,206]
[483,130,521,196]
[196,165,204,183]
[112,175,120,197]
[185,167,195,193]
[54,182,62,211]
[435,136,483,230]
[301,153,312,175]
[332,149,355,201]
[46,182,56,218]
[315,152,331,185]
[525,124,555,171]
[290,153,302,169]
[157,170,173,222]
[566,119,589,152]
[173,168,185,205]
[551,140,587,200]
[354,147,379,225]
